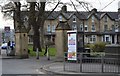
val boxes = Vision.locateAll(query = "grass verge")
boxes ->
[28,44,56,57]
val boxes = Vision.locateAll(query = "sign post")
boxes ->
[4,26,10,42]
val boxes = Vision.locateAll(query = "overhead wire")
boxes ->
[100,0,116,11]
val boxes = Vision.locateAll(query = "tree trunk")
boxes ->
[29,2,42,52]
[33,27,41,51]
[36,2,46,48]
[40,26,44,48]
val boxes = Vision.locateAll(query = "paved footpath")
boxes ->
[43,62,120,76]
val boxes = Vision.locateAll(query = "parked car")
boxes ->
[1,43,7,49]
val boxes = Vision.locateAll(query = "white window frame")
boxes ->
[80,24,83,31]
[104,15,108,22]
[59,15,62,21]
[85,25,88,32]
[73,15,76,22]
[104,25,108,31]
[47,25,51,32]
[72,24,77,30]
[90,35,96,43]
[52,25,55,32]
[115,25,119,32]
[91,24,96,32]
[92,15,94,22]
[111,25,115,31]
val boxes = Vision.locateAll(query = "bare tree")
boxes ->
[1,0,60,51]
[28,0,61,51]
[1,0,92,52]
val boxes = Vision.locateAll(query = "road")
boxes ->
[0,49,54,75]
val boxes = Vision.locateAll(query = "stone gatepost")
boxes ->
[15,26,28,58]
[55,21,71,61]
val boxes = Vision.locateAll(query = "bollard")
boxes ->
[36,48,39,59]
[101,54,104,73]
[46,47,50,60]
[80,53,82,72]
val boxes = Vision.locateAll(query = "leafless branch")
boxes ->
[70,0,86,18]
[44,0,61,20]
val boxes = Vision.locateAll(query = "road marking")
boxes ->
[36,69,45,74]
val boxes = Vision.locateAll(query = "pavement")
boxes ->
[0,49,120,76]
[42,62,120,76]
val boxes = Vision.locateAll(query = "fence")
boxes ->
[64,52,120,73]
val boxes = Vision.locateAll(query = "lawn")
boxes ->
[28,44,57,57]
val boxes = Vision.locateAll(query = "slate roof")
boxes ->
[20,9,119,21]
[107,12,119,20]
[46,10,119,20]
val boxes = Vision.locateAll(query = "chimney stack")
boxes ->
[61,5,67,13]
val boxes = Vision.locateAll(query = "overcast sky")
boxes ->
[0,0,120,29]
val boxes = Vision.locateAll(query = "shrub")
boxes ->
[91,42,106,52]
[85,43,94,49]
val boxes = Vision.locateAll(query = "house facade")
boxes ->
[27,5,120,45]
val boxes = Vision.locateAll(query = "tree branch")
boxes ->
[44,0,61,20]
[70,0,86,18]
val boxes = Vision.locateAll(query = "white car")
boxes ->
[1,43,7,49]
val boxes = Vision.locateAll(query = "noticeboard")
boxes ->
[67,31,77,60]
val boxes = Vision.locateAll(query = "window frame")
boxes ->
[59,15,62,21]
[47,25,51,32]
[104,15,108,22]
[80,24,83,31]
[92,15,95,22]
[90,35,96,43]
[85,25,88,32]
[52,25,55,32]
[72,24,77,30]
[73,15,76,22]
[104,25,108,31]
[91,24,96,32]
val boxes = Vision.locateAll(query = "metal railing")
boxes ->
[64,52,120,73]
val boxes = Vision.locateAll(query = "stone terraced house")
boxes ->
[25,5,120,45]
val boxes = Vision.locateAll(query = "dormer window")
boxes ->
[59,15,62,21]
[92,15,94,22]
[73,15,76,22]
[80,24,83,31]
[104,15,108,22]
